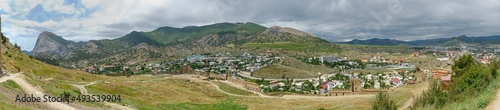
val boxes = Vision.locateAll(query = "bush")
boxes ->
[410,81,448,109]
[371,91,397,110]
[411,54,500,109]
[449,65,493,101]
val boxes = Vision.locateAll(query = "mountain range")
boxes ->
[31,22,337,67]
[341,35,500,46]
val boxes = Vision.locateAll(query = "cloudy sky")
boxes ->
[1,0,500,51]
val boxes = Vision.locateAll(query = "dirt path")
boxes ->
[217,80,270,97]
[0,73,21,83]
[71,82,135,110]
[2,73,78,110]
[398,81,429,110]
[486,88,500,110]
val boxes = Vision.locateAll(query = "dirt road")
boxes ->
[0,73,21,83]
[1,73,77,110]
[71,82,135,110]
[398,81,429,110]
[486,89,500,110]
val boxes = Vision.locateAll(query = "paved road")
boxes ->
[0,73,77,110]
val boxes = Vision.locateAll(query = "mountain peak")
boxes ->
[32,32,82,58]
[343,38,409,46]
[37,31,68,44]
[458,35,468,38]
[264,26,314,37]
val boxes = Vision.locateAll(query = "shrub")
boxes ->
[371,91,397,110]
[410,81,448,109]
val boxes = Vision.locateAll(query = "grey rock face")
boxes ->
[32,31,77,59]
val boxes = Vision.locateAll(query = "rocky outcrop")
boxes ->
[194,34,252,46]
[264,26,314,37]
[251,26,329,43]
[32,31,82,59]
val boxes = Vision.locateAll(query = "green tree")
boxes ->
[451,54,475,77]
[489,58,500,77]
[411,81,448,109]
[371,91,397,110]
[1,33,7,44]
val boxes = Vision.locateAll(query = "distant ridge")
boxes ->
[341,35,500,46]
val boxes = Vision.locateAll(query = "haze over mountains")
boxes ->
[341,35,500,46]
[31,22,337,67]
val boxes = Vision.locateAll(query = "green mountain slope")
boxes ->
[32,22,340,67]
[142,22,267,45]
[251,26,329,43]
[342,35,500,46]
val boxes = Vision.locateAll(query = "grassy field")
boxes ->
[236,82,428,110]
[0,80,33,110]
[86,77,249,110]
[242,42,340,53]
[83,74,436,110]
[252,58,336,79]
[252,65,318,79]
[407,55,450,70]
[212,81,258,96]
[235,97,371,110]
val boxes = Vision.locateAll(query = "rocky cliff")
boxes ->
[32,31,83,59]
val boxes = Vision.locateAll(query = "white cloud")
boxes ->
[80,0,101,8]
[2,0,500,51]
[0,0,13,13]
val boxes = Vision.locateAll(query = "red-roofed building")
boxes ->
[391,78,402,86]
[321,84,328,89]
[432,70,450,80]
[407,79,415,85]
[441,76,451,90]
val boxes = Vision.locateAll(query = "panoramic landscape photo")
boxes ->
[1,0,500,110]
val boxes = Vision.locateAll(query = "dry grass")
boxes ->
[0,80,44,110]
[212,81,258,96]
[253,58,336,79]
[235,97,371,110]
[0,41,110,108]
[86,77,230,109]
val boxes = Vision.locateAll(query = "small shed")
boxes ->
[441,76,451,90]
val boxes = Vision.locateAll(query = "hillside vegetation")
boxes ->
[410,55,500,109]
[243,42,340,53]
[32,22,341,67]
[252,58,337,79]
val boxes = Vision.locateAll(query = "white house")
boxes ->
[437,57,449,61]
